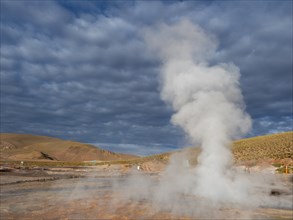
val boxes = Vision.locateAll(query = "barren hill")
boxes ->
[140,131,293,164]
[1,132,292,165]
[0,133,138,162]
[232,131,293,162]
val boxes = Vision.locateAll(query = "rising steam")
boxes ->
[51,19,291,220]
[104,19,291,219]
[144,19,252,203]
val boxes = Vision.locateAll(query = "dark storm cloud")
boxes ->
[1,1,292,155]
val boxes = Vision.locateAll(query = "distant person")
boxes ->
[245,166,250,173]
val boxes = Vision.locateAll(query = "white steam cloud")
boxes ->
[144,19,252,203]
[112,20,293,220]
[47,21,291,219]
[48,19,291,220]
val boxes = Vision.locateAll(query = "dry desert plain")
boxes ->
[0,132,292,219]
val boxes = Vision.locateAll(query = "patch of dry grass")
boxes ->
[232,132,293,162]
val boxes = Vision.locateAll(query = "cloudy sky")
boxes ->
[1,1,292,155]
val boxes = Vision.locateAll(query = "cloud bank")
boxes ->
[1,1,292,155]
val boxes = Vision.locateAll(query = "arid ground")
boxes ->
[1,163,292,220]
[1,132,292,219]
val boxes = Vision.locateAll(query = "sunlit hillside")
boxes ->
[0,133,138,162]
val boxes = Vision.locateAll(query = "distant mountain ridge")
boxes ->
[0,133,139,162]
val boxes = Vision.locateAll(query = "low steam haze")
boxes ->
[1,1,292,155]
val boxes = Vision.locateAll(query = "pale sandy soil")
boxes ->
[0,165,292,220]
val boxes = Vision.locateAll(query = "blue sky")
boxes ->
[1,1,292,155]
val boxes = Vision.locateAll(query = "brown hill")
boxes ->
[232,131,292,162]
[0,133,138,162]
[138,131,293,165]
[1,132,292,165]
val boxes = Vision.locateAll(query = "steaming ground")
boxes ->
[117,150,293,219]
[1,166,292,219]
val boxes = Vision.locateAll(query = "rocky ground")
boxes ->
[0,164,292,219]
